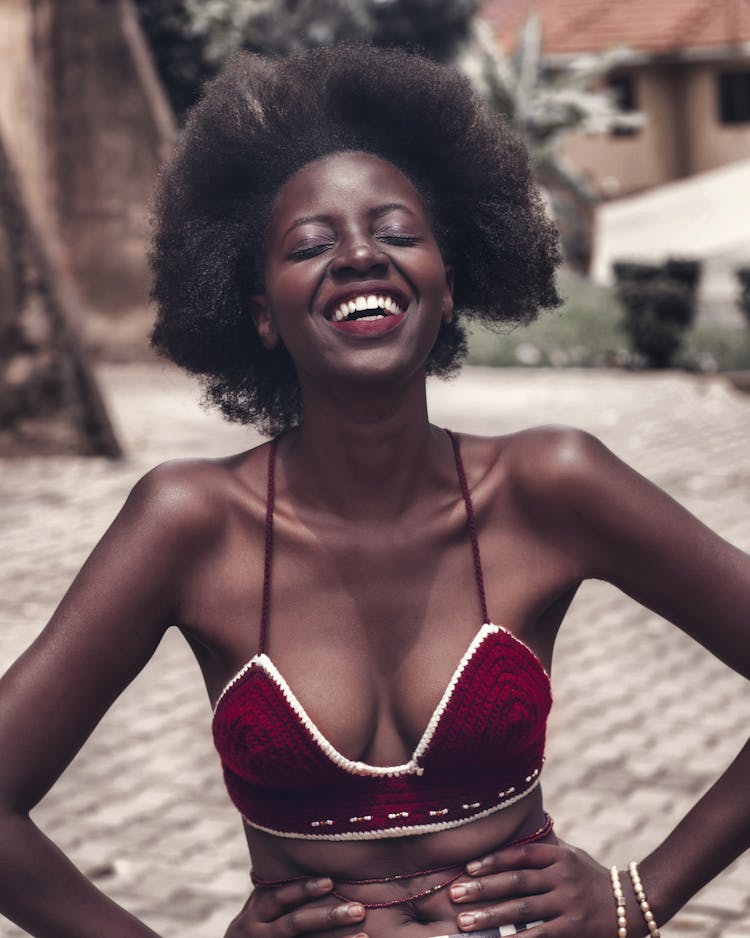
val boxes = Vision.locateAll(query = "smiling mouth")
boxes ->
[327,293,406,323]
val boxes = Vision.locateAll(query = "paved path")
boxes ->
[1,364,749,938]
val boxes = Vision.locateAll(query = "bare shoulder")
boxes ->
[121,444,268,545]
[458,425,615,507]
[127,458,228,528]
[498,425,617,507]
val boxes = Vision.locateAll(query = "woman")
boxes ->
[0,45,748,938]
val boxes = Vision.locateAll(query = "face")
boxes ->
[253,151,453,389]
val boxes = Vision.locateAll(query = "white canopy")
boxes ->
[592,159,750,325]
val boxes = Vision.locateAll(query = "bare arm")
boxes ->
[542,429,750,923]
[524,428,749,925]
[0,464,220,938]
[451,428,749,936]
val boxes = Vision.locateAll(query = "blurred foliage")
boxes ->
[134,0,635,269]
[685,325,750,373]
[459,17,640,270]
[612,259,701,368]
[468,269,750,372]
[135,0,479,119]
[735,265,750,326]
[135,1,631,138]
[461,17,639,166]
[187,0,478,62]
[467,270,626,369]
[134,0,215,118]
[619,280,693,369]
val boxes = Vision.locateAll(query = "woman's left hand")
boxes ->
[449,840,631,936]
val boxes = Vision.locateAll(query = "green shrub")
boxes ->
[465,268,750,371]
[664,258,701,293]
[736,266,750,326]
[611,261,660,284]
[613,258,701,368]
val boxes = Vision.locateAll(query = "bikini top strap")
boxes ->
[446,429,490,625]
[259,433,489,647]
[258,437,277,655]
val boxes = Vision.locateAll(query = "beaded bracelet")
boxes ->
[610,865,628,938]
[628,861,661,938]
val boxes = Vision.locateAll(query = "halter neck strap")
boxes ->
[258,430,490,652]
[446,429,490,625]
[258,437,277,654]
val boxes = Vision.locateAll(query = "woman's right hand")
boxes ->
[224,879,368,938]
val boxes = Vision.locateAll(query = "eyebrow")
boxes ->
[284,214,334,237]
[283,203,417,239]
[370,202,417,219]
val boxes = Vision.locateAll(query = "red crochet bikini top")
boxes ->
[212,432,552,841]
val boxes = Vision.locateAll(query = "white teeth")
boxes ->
[330,294,405,321]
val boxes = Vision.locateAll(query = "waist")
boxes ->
[249,791,549,889]
[253,812,553,911]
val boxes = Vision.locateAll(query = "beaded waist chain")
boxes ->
[251,813,553,910]
[433,927,542,936]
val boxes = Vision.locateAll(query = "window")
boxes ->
[608,73,639,137]
[718,71,750,124]
[609,74,637,111]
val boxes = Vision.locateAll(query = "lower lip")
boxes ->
[328,313,406,337]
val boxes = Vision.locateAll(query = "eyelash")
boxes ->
[288,233,421,261]
[288,243,332,260]
[379,233,421,246]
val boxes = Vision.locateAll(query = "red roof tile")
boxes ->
[483,0,750,56]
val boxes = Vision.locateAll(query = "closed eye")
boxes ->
[288,242,332,261]
[379,233,422,246]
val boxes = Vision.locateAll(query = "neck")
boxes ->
[281,374,448,521]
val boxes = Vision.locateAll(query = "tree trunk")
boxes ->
[0,129,122,458]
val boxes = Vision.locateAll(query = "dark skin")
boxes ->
[0,152,748,938]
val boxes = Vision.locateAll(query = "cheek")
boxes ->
[263,275,311,338]
[266,258,325,308]
[266,269,301,307]
[423,258,451,306]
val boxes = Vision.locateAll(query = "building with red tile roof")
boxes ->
[486,0,750,58]
[483,0,750,196]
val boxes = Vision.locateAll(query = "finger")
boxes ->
[466,843,563,876]
[254,877,334,918]
[280,901,366,937]
[450,868,550,904]
[455,895,556,933]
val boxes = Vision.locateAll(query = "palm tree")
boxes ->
[459,15,639,270]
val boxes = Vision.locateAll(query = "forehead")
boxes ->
[268,151,428,228]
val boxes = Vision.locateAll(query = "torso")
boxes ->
[174,427,585,936]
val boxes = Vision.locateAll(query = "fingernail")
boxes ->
[450,883,468,899]
[347,903,365,918]
[308,877,333,892]
[458,912,477,927]
[466,860,482,874]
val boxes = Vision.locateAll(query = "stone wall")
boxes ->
[0,0,175,326]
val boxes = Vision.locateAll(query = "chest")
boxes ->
[202,501,569,767]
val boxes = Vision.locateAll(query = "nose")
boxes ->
[330,237,389,279]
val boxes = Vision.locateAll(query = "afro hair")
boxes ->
[150,44,561,435]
